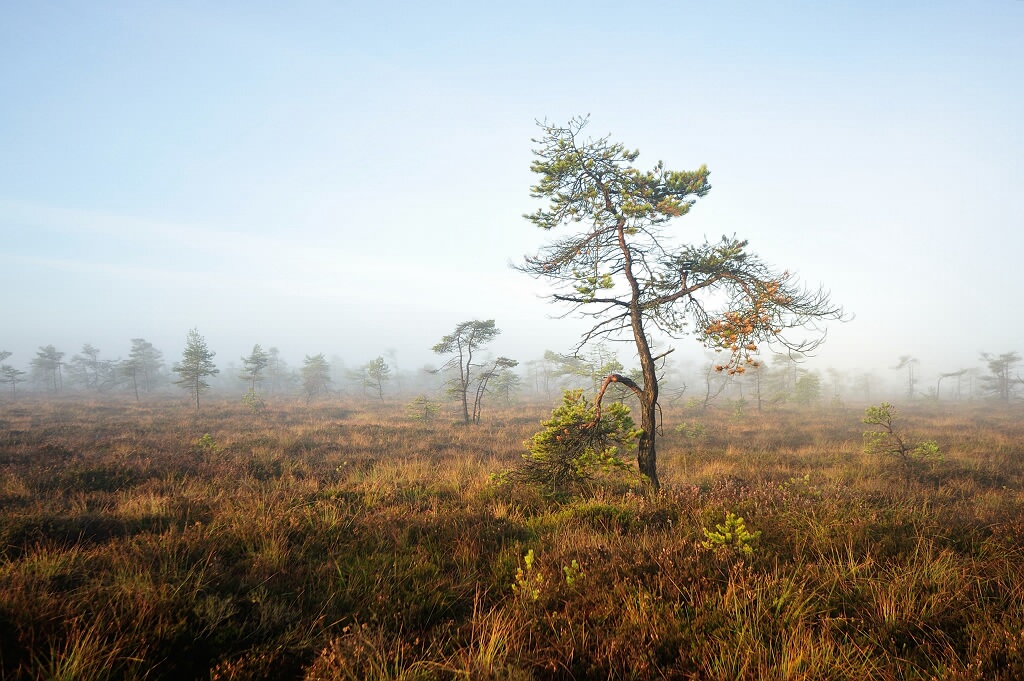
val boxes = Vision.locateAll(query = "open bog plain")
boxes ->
[2,396,1023,680]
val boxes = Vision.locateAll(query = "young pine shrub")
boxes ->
[862,403,942,479]
[701,511,761,558]
[508,390,639,499]
[241,388,267,419]
[405,394,441,421]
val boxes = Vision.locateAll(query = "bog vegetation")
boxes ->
[2,393,1024,680]
[1,119,1022,679]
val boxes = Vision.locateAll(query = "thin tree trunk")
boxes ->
[459,340,471,425]
[595,373,659,490]
[613,204,661,490]
[636,396,659,490]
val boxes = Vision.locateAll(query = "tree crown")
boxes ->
[432,320,499,360]
[520,117,842,373]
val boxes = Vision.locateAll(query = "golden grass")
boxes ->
[1,395,1023,679]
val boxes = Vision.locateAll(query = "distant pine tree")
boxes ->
[301,354,332,403]
[173,329,219,410]
[240,344,270,391]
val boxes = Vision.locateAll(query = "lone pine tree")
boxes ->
[519,117,842,489]
[173,329,219,410]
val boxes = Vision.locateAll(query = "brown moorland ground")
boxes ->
[1,394,1023,680]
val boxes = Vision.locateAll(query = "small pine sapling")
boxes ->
[701,511,761,557]
[862,403,941,464]
[510,389,640,498]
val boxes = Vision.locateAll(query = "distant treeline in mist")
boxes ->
[1,330,1021,410]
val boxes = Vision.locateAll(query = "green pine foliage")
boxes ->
[239,344,270,391]
[862,403,941,465]
[172,329,219,410]
[301,353,332,402]
[701,511,761,557]
[510,389,640,498]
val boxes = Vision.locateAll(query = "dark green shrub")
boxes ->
[509,390,639,498]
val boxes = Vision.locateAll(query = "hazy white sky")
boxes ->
[1,1,1022,387]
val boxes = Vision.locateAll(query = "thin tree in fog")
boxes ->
[542,350,587,391]
[853,370,877,401]
[701,356,731,412]
[266,347,287,395]
[794,371,822,406]
[31,345,64,393]
[69,343,101,390]
[432,320,502,425]
[579,344,624,393]
[341,365,365,396]
[524,355,559,395]
[121,356,143,402]
[771,353,803,396]
[937,369,968,402]
[545,348,641,398]
[584,344,623,393]
[128,339,163,393]
[826,368,844,399]
[0,352,14,397]
[1,364,26,398]
[953,369,969,401]
[542,350,575,393]
[492,364,523,404]
[173,329,219,410]
[301,354,332,403]
[979,352,1022,403]
[471,356,518,423]
[749,360,766,412]
[964,367,981,400]
[765,354,800,405]
[240,344,270,392]
[892,356,919,400]
[385,348,402,394]
[364,356,391,403]
[69,344,118,391]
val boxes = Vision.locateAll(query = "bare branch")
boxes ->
[592,373,644,424]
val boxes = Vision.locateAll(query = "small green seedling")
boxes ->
[512,549,545,601]
[701,511,761,557]
[862,403,941,463]
[562,559,585,587]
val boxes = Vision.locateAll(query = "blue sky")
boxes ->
[1,1,1022,387]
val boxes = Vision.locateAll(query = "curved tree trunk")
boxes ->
[636,395,659,490]
[620,214,662,491]
[595,373,660,491]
